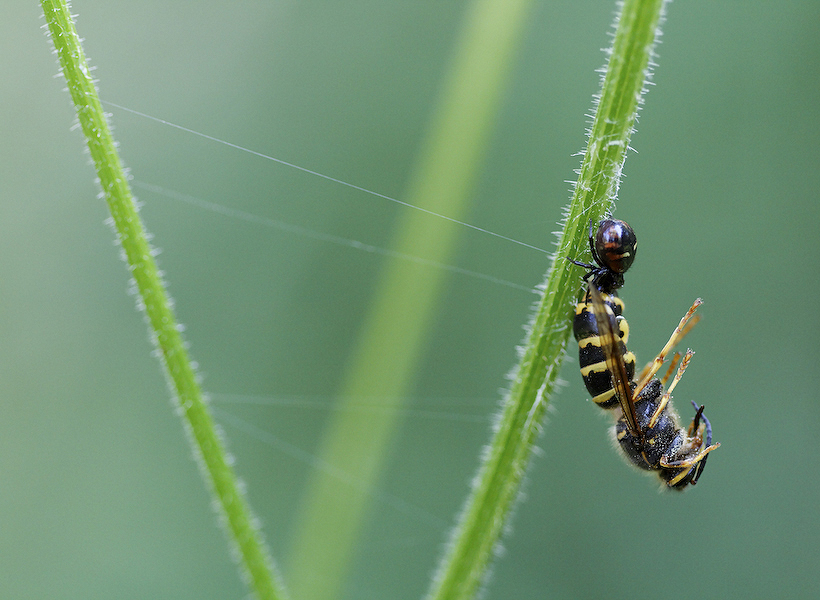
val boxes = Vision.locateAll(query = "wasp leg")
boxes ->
[648,350,694,428]
[689,458,709,484]
[567,258,594,269]
[567,220,599,274]
[679,402,717,484]
[660,443,720,469]
[690,401,714,447]
[661,443,721,487]
[661,400,719,482]
[659,352,682,387]
[585,218,597,255]
[634,299,702,397]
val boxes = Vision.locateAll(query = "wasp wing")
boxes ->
[587,284,640,438]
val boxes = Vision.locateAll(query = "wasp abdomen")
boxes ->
[615,378,712,490]
[573,292,636,408]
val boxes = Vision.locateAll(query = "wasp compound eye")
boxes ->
[594,219,637,275]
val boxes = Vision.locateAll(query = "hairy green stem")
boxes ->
[425,1,667,599]
[40,2,287,598]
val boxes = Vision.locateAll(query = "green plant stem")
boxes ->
[425,1,667,599]
[287,1,534,598]
[40,2,288,599]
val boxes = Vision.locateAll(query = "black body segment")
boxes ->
[573,290,636,408]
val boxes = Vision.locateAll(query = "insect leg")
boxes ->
[659,352,682,387]
[690,401,714,447]
[634,298,702,398]
[648,349,694,428]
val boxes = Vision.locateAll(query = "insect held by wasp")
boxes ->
[571,218,720,489]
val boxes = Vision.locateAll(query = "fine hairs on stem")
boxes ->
[39,0,667,598]
[40,1,288,599]
[425,1,667,599]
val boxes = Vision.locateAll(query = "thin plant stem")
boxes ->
[425,1,668,599]
[287,1,534,599]
[39,2,288,598]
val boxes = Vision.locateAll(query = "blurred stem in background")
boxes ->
[39,0,666,596]
[286,0,535,599]
[426,1,667,599]
[39,1,287,599]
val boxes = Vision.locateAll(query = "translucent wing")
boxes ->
[587,284,640,438]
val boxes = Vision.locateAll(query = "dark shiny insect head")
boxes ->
[570,218,637,294]
[594,218,637,275]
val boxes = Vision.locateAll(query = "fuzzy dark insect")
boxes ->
[571,219,719,489]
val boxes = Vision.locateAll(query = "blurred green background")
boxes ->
[3,1,819,598]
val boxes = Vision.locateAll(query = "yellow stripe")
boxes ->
[578,335,603,348]
[619,317,630,343]
[580,361,607,377]
[667,467,690,487]
[592,388,615,404]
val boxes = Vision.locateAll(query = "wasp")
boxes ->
[571,219,637,409]
[571,219,720,489]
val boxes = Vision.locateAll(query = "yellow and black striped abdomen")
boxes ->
[573,291,636,408]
